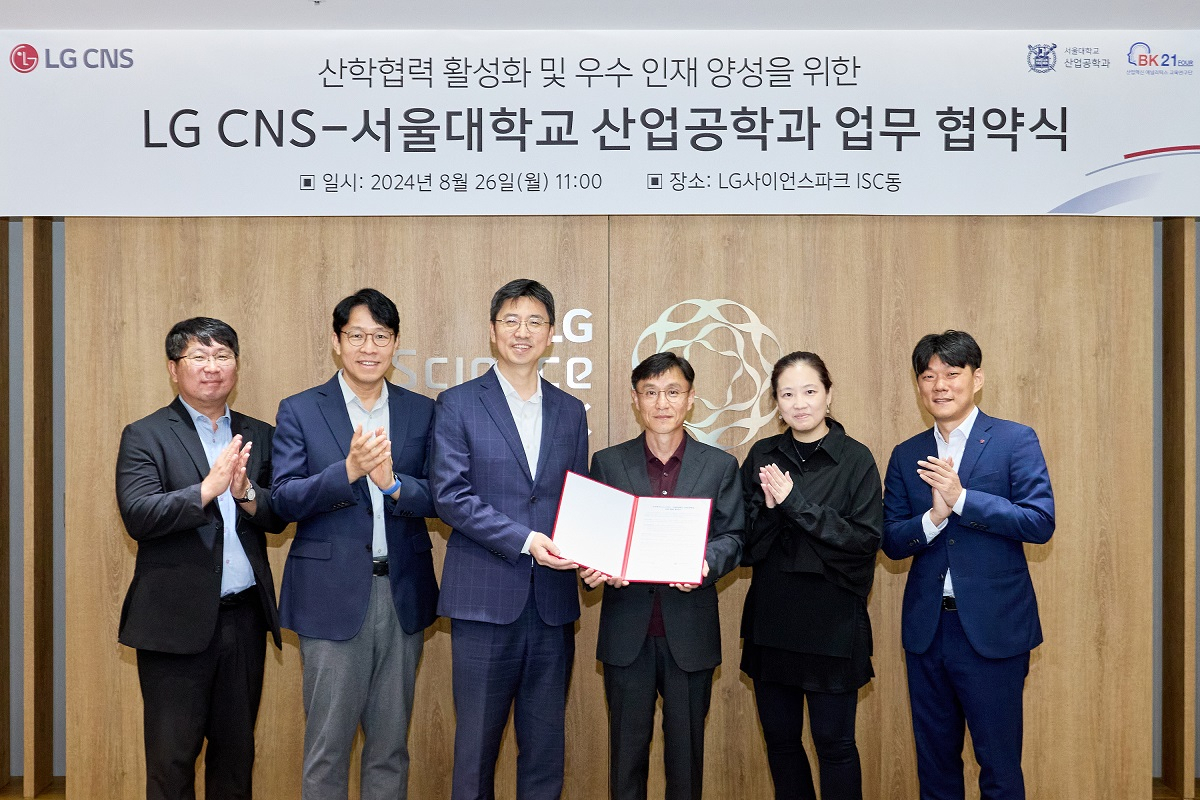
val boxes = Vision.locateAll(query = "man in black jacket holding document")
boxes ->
[580,352,744,800]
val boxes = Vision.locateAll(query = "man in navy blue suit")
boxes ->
[430,278,590,800]
[272,288,439,800]
[883,330,1054,800]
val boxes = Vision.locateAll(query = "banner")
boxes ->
[1,30,1197,216]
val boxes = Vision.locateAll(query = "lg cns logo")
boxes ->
[9,44,37,73]
[9,43,134,72]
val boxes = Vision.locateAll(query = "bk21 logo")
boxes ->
[1127,42,1194,68]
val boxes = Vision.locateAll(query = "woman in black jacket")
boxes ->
[740,351,883,800]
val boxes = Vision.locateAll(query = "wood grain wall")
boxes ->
[1162,217,1197,800]
[0,221,10,792]
[22,217,54,798]
[65,215,1153,799]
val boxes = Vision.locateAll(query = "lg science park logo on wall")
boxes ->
[9,43,134,72]
[634,299,782,450]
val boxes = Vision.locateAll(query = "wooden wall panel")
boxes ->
[1162,216,1197,800]
[0,221,10,792]
[877,216,1154,800]
[22,217,53,798]
[608,215,1153,800]
[63,216,609,800]
[66,214,1154,800]
[608,215,888,798]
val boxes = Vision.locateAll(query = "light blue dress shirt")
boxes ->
[179,397,256,596]
[337,371,391,559]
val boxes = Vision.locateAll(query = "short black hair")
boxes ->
[631,352,695,390]
[332,288,400,336]
[165,317,239,361]
[912,330,983,375]
[490,279,556,327]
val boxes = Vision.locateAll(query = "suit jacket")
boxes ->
[589,434,744,672]
[882,410,1055,659]
[116,397,286,654]
[272,376,439,639]
[431,368,590,627]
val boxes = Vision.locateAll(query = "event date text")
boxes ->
[306,172,601,193]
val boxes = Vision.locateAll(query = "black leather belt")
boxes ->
[220,587,256,607]
[941,596,957,611]
[372,558,390,577]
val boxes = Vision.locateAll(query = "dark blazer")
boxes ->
[272,375,439,639]
[882,410,1055,659]
[589,434,744,672]
[431,368,590,627]
[116,397,286,654]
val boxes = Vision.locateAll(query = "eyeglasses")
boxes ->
[636,389,688,403]
[340,329,396,348]
[493,317,549,333]
[179,352,236,367]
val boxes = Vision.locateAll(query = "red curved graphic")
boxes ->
[1124,144,1200,159]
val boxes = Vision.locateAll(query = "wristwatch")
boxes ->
[234,485,256,504]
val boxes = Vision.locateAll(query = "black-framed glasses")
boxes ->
[340,329,395,347]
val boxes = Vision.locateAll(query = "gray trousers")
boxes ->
[299,576,424,800]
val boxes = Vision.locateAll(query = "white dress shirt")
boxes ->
[921,404,979,598]
[493,367,544,554]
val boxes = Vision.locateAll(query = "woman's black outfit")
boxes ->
[740,419,883,800]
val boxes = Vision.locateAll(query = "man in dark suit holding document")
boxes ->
[580,352,744,800]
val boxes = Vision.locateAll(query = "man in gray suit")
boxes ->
[581,352,744,800]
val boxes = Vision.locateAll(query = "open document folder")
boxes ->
[551,471,712,584]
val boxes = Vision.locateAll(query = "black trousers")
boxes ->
[603,636,713,800]
[136,593,267,800]
[753,680,862,800]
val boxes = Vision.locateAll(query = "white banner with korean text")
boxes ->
[1,30,1197,216]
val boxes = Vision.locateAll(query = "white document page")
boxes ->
[622,496,712,584]
[551,471,636,577]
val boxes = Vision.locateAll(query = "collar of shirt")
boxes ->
[177,396,230,433]
[933,404,980,448]
[643,433,687,497]
[766,417,851,467]
[493,365,543,407]
[643,433,686,470]
[337,370,389,415]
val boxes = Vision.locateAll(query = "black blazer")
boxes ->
[589,434,744,672]
[116,397,286,654]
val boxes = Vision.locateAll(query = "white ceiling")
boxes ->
[4,0,1198,31]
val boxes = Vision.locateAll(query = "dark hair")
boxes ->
[489,279,556,326]
[911,330,982,375]
[770,351,832,397]
[631,352,695,390]
[165,317,239,361]
[332,288,400,336]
